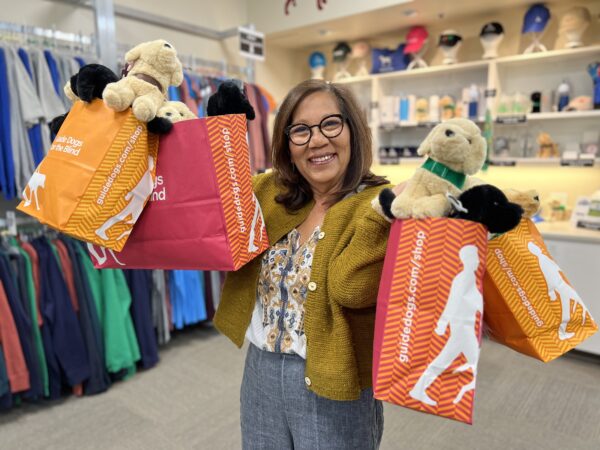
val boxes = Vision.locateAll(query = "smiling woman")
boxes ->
[214,79,404,450]
[272,79,388,210]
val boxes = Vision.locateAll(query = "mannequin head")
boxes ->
[480,22,504,59]
[559,6,591,48]
[439,30,462,65]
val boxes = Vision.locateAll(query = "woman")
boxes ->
[214,79,403,449]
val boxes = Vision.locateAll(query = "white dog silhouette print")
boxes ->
[409,245,483,406]
[95,156,155,242]
[23,169,47,211]
[87,243,125,266]
[379,55,393,70]
[247,193,265,253]
[528,241,591,340]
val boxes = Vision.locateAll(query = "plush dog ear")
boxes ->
[170,62,184,87]
[416,133,433,156]
[125,44,143,64]
[462,134,487,175]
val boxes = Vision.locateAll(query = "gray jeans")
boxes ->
[240,344,384,450]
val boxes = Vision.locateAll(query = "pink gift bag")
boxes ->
[88,114,268,270]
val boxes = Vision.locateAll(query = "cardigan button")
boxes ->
[318,231,325,240]
[305,377,312,386]
[308,281,317,291]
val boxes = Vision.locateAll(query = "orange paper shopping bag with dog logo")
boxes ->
[17,99,158,251]
[373,218,487,424]
[483,219,597,362]
[88,114,268,271]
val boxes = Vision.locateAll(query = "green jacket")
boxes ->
[214,173,392,400]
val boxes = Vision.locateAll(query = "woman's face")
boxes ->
[288,91,351,196]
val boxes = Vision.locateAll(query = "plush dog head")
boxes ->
[157,101,196,123]
[417,118,486,175]
[451,184,524,234]
[125,40,184,93]
[207,81,256,119]
[504,189,540,218]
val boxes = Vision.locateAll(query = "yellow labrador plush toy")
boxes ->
[373,118,486,219]
[103,40,184,122]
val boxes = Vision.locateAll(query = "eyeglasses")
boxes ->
[285,114,345,146]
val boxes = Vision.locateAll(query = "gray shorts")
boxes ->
[240,343,384,450]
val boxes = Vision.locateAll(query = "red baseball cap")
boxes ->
[404,26,429,54]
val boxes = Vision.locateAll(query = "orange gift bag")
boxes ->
[483,219,597,362]
[17,100,158,251]
[373,218,487,424]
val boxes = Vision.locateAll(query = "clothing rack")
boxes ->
[0,21,96,59]
[115,42,250,79]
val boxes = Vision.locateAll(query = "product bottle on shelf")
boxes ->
[557,80,570,112]
[468,84,479,120]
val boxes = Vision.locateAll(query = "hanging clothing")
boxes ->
[169,271,207,330]
[13,240,49,398]
[123,270,159,369]
[31,237,90,399]
[17,48,45,167]
[0,48,16,199]
[0,251,41,398]
[0,280,30,393]
[61,238,110,395]
[151,270,170,346]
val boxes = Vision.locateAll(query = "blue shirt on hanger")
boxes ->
[0,48,16,199]
[43,50,61,97]
[18,48,45,167]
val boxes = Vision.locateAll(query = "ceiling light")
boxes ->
[318,29,332,36]
[403,9,418,17]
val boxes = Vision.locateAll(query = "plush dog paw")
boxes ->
[132,96,159,122]
[411,198,450,219]
[103,83,131,112]
[389,196,414,219]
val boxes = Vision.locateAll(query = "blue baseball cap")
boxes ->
[522,4,550,33]
[309,52,326,68]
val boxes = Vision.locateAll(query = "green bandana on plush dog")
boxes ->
[421,158,466,190]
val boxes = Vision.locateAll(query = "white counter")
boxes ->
[536,221,600,245]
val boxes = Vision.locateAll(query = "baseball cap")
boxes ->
[559,6,591,33]
[404,26,429,54]
[439,30,462,48]
[522,4,550,34]
[309,51,326,69]
[332,42,352,63]
[480,22,504,37]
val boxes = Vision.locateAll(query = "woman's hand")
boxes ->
[392,181,407,196]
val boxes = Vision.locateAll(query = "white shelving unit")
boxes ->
[337,44,600,166]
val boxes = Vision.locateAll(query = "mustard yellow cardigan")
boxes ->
[214,172,392,401]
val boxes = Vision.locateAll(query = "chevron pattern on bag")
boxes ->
[64,115,158,251]
[374,218,487,424]
[207,114,268,270]
[17,100,159,252]
[484,219,598,362]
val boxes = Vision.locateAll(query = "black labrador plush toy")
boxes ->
[448,184,524,234]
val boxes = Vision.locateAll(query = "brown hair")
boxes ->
[272,79,388,211]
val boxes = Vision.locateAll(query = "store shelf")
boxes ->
[495,44,600,69]
[335,75,372,85]
[374,59,488,82]
[380,120,485,130]
[526,110,600,121]
[487,157,599,166]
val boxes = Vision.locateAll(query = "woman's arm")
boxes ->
[327,182,407,309]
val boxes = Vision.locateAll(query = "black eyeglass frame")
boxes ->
[284,114,346,146]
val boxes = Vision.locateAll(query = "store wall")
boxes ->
[2,0,301,102]
[295,0,600,82]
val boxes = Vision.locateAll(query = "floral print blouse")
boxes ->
[245,226,320,359]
